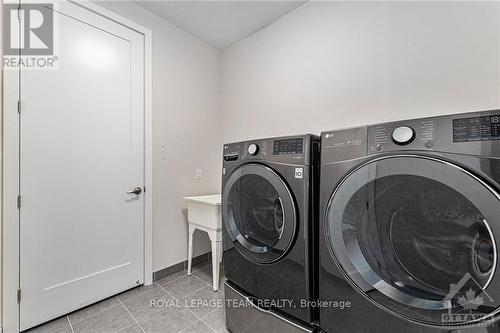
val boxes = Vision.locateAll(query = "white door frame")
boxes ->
[2,1,153,332]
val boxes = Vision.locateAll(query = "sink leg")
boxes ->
[211,240,222,291]
[187,224,195,275]
[208,229,222,291]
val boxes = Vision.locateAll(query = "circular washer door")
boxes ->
[223,163,297,264]
[326,155,500,326]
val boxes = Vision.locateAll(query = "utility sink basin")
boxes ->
[184,194,222,230]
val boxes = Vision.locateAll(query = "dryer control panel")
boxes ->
[366,110,500,156]
[453,114,500,142]
[322,109,500,162]
[367,118,437,154]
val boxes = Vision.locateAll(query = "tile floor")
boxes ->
[26,263,228,333]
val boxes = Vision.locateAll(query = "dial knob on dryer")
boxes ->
[248,143,259,155]
[392,126,415,145]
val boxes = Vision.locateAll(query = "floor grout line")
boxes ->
[177,320,201,333]
[191,266,226,293]
[159,274,211,300]
[157,282,217,333]
[67,297,123,326]
[191,272,211,287]
[184,306,216,333]
[159,268,209,289]
[156,271,190,287]
[128,284,172,322]
[199,307,219,321]
[116,296,146,333]
[117,288,151,304]
[198,290,225,332]
[156,283,179,307]
[196,312,218,333]
[159,278,217,333]
[116,322,141,333]
[66,315,75,333]
[180,284,211,300]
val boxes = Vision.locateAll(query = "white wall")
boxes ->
[94,0,500,273]
[221,1,500,143]
[97,1,222,272]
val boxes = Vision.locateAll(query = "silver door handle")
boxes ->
[127,187,142,195]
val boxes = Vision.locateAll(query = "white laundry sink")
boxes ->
[184,194,223,290]
[184,194,222,230]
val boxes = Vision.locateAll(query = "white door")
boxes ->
[19,2,145,330]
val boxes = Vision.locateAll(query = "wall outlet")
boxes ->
[195,169,202,180]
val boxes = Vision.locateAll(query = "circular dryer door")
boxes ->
[326,155,500,326]
[223,163,297,264]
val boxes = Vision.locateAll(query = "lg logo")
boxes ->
[3,4,54,55]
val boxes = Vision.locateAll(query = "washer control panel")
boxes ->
[273,138,303,155]
[223,136,313,165]
[453,114,500,142]
[392,126,415,145]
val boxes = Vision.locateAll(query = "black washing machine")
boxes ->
[222,135,320,333]
[319,110,500,333]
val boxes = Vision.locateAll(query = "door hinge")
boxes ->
[17,195,22,209]
[143,186,146,193]
[17,8,22,21]
[17,100,21,114]
[17,289,21,303]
